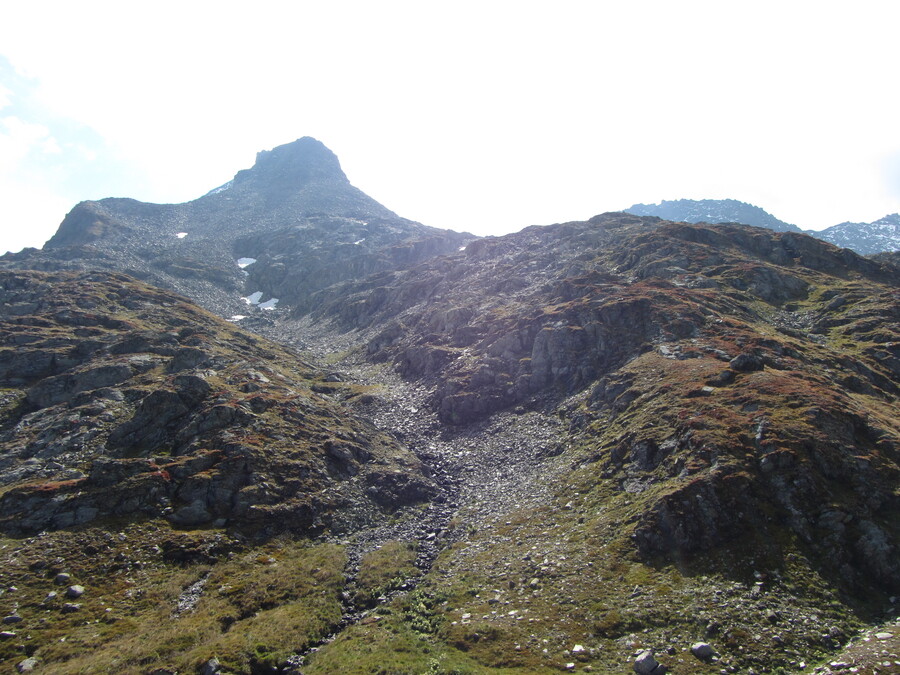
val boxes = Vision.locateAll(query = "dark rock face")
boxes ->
[320,215,897,425]
[230,137,348,194]
[0,270,434,536]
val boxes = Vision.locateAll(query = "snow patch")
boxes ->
[176,232,188,239]
[242,292,279,310]
[459,246,467,251]
[205,180,233,196]
[228,315,247,322]
[258,298,279,310]
[236,257,257,268]
[354,238,366,245]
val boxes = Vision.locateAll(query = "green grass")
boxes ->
[354,540,420,607]
[0,525,347,674]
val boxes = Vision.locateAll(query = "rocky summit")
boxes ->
[626,199,803,233]
[625,198,900,256]
[816,213,900,256]
[0,140,897,674]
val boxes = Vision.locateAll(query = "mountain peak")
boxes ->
[232,136,348,189]
[816,212,900,254]
[625,198,801,232]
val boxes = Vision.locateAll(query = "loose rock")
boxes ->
[200,657,221,675]
[16,658,38,673]
[691,642,715,659]
[66,584,85,598]
[634,649,666,674]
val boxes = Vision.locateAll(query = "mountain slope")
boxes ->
[0,269,434,537]
[625,198,900,255]
[291,213,900,673]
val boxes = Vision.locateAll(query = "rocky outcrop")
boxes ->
[0,270,436,536]
[320,216,897,430]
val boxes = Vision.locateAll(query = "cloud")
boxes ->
[0,115,55,172]
[0,179,71,253]
[882,152,900,204]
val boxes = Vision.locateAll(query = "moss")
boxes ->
[355,540,420,607]
[0,524,346,674]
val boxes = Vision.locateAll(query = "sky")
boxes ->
[1,1,899,254]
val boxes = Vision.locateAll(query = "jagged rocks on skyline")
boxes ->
[816,212,900,255]
[625,198,802,233]
[625,197,900,255]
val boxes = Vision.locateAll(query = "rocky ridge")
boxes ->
[626,199,802,233]
[816,213,900,255]
[625,198,900,256]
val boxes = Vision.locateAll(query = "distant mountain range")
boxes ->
[816,213,900,255]
[625,198,900,255]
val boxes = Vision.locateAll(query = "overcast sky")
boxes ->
[1,1,899,254]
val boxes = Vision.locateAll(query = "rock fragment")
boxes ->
[634,649,666,674]
[66,584,85,598]
[691,642,715,659]
[200,657,221,675]
[16,658,38,673]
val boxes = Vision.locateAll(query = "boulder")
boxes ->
[691,642,715,659]
[634,649,666,674]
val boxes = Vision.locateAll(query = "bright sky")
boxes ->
[2,1,899,254]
